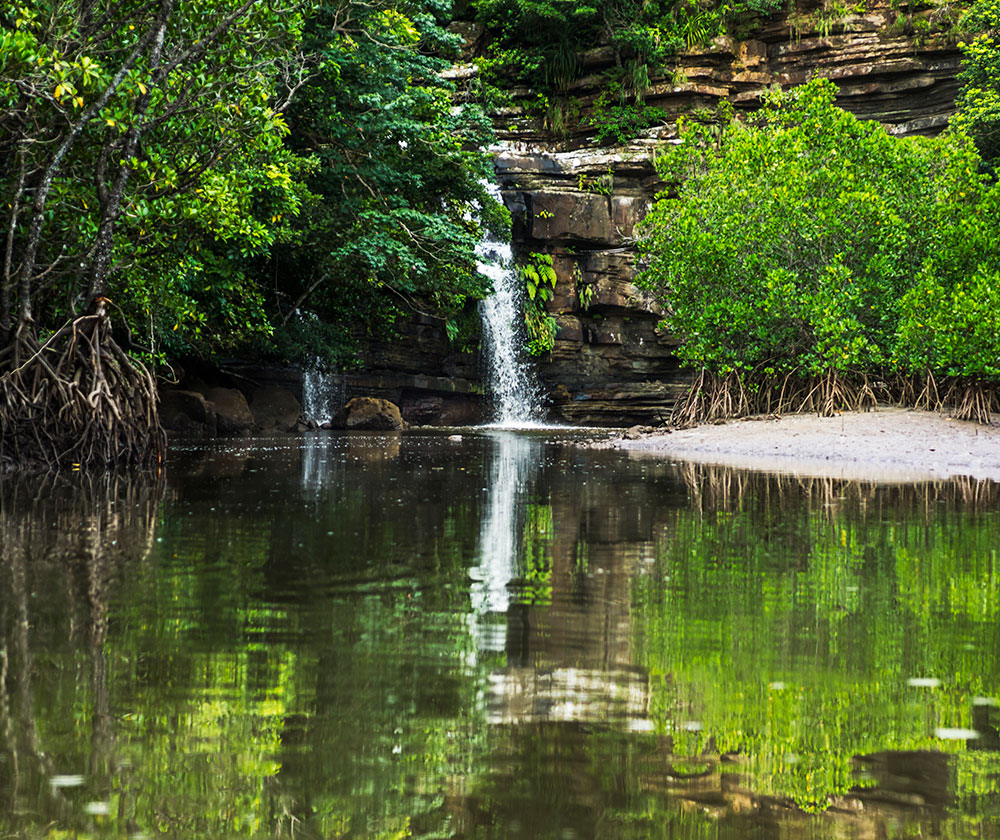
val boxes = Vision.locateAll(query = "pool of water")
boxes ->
[2,430,1000,838]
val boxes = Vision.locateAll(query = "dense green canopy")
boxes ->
[638,79,1000,420]
[267,0,501,367]
[0,0,500,371]
[955,0,1000,161]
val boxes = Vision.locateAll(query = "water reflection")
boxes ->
[470,432,538,648]
[2,441,1000,839]
[0,472,163,834]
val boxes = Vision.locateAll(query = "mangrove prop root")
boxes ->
[670,368,996,427]
[0,313,166,470]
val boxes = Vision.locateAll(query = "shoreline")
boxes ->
[600,408,1000,483]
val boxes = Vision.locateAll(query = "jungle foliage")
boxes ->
[0,0,499,368]
[638,79,1000,423]
[470,0,782,143]
[518,251,559,355]
[0,0,500,467]
[266,0,503,371]
[472,0,783,90]
[0,0,311,467]
[954,0,1000,161]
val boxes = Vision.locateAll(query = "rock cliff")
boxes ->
[452,2,963,424]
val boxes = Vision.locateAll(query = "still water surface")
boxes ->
[2,430,1000,838]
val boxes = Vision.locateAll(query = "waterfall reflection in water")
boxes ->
[469,432,538,650]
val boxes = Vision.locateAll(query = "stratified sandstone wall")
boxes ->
[495,147,688,425]
[451,2,964,424]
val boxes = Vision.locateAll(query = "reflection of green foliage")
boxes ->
[632,474,1000,810]
[519,504,555,604]
[8,455,1000,838]
[0,453,492,839]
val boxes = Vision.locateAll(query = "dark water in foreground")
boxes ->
[2,430,1000,839]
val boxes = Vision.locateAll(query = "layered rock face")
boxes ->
[496,148,687,425]
[347,314,486,426]
[159,314,486,434]
[461,3,963,424]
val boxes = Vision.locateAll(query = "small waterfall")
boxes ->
[477,183,544,427]
[301,361,344,425]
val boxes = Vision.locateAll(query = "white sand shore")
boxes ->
[604,408,1000,482]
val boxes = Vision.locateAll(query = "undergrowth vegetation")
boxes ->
[518,252,559,355]
[471,0,783,142]
[638,79,1000,423]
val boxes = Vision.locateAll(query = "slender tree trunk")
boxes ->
[1,147,28,339]
[13,13,169,326]
[88,3,173,299]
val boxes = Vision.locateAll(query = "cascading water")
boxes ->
[301,360,344,425]
[477,183,544,427]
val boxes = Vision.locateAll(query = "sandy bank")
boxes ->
[602,408,1000,482]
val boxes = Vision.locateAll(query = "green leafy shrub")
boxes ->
[954,0,1000,161]
[589,87,670,144]
[639,78,1000,421]
[260,0,501,366]
[472,0,783,119]
[519,252,559,355]
[897,268,1000,380]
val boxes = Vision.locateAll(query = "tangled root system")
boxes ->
[0,309,165,471]
[671,368,997,427]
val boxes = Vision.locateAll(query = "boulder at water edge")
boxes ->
[333,397,406,431]
[250,386,301,431]
[159,389,217,437]
[203,387,256,435]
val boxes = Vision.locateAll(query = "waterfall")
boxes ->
[477,183,544,427]
[301,361,344,425]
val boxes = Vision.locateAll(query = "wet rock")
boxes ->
[333,397,407,431]
[527,192,616,244]
[436,398,484,426]
[622,424,657,439]
[159,389,217,437]
[401,395,445,426]
[250,386,301,431]
[554,316,584,342]
[203,387,255,435]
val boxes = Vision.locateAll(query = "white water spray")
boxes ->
[477,183,544,427]
[301,360,344,425]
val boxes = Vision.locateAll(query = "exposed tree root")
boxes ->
[0,308,166,471]
[670,368,887,428]
[670,368,997,428]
